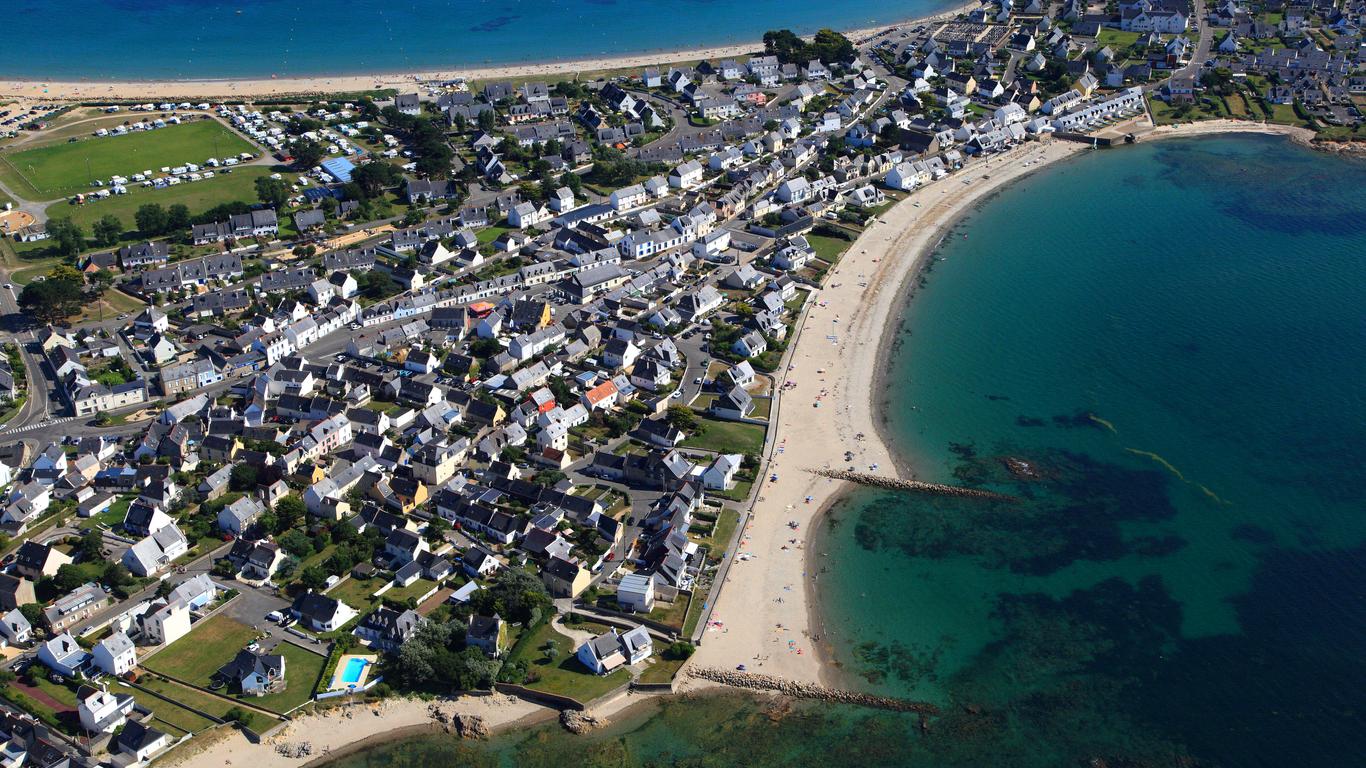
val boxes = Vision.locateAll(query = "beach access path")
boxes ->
[683,137,1088,689]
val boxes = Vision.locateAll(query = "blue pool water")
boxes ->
[340,657,369,685]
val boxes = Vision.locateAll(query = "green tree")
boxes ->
[357,270,399,300]
[255,176,290,209]
[274,495,306,532]
[229,464,259,492]
[470,568,551,625]
[165,203,191,231]
[299,566,328,591]
[279,530,314,558]
[351,162,399,198]
[18,266,83,323]
[135,203,168,236]
[47,217,84,257]
[291,137,326,168]
[666,404,699,432]
[92,215,123,247]
[18,603,43,627]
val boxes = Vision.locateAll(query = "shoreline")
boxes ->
[682,136,1090,694]
[0,3,976,101]
[687,122,1315,697]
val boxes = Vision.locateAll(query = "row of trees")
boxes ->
[762,28,856,66]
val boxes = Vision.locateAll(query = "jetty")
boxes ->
[687,667,939,714]
[805,468,1020,503]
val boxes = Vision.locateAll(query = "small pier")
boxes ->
[805,468,1020,503]
[687,667,939,714]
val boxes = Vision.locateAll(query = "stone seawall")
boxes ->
[806,468,1020,503]
[687,667,939,714]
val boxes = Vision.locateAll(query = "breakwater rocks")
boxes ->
[806,468,1020,503]
[688,667,939,714]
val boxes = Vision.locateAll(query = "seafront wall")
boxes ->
[687,666,939,714]
[805,468,1019,503]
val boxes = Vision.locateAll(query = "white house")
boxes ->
[576,625,653,674]
[668,160,704,189]
[509,201,550,229]
[884,161,925,191]
[91,631,137,676]
[78,685,135,733]
[702,453,742,490]
[38,632,90,677]
[615,572,655,612]
[142,600,191,646]
[609,184,647,211]
[122,524,189,577]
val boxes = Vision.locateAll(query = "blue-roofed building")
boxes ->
[320,157,356,183]
[303,187,343,202]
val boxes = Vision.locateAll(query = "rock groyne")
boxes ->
[687,667,939,714]
[806,468,1020,503]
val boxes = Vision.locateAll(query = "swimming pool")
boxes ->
[340,657,369,685]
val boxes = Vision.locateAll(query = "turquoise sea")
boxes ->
[320,134,1366,766]
[2,0,954,80]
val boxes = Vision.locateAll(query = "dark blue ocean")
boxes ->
[2,0,955,80]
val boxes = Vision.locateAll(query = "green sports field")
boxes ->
[0,120,254,199]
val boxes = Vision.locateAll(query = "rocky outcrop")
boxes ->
[806,468,1019,503]
[427,704,489,739]
[560,710,607,734]
[687,667,939,714]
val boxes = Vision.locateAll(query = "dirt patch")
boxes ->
[0,210,36,235]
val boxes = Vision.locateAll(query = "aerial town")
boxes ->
[0,0,1361,763]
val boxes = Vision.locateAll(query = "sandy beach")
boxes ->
[0,5,977,102]
[162,694,548,768]
[684,137,1090,689]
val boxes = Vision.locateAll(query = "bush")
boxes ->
[665,641,696,660]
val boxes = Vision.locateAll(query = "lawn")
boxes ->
[117,681,217,734]
[247,643,328,714]
[132,675,253,729]
[475,224,512,244]
[509,622,630,702]
[74,289,147,324]
[704,508,741,556]
[326,576,381,608]
[144,614,260,684]
[680,416,766,456]
[42,165,275,246]
[1264,101,1306,126]
[1095,29,1141,49]
[385,577,439,604]
[0,120,255,199]
[636,655,687,685]
[807,233,854,264]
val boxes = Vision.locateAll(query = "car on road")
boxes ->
[2,284,10,290]
[693,377,702,385]
[265,610,283,623]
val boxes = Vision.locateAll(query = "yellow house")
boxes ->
[542,556,590,598]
